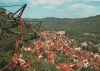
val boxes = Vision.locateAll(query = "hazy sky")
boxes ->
[0,0,100,18]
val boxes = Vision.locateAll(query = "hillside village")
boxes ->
[11,31,100,71]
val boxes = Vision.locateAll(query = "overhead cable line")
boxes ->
[0,5,23,8]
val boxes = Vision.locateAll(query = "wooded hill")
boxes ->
[24,15,100,33]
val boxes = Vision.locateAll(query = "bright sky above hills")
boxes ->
[0,0,100,18]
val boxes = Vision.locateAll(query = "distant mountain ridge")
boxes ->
[24,15,100,33]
